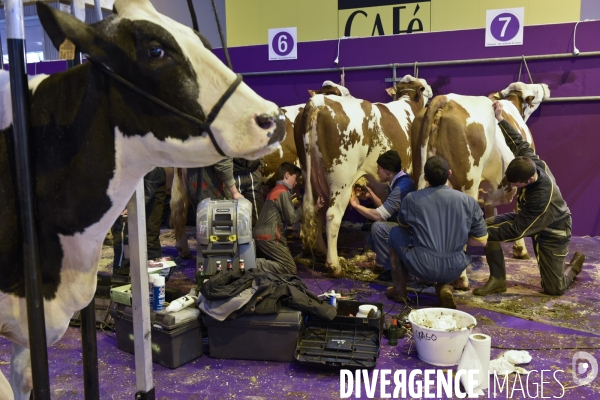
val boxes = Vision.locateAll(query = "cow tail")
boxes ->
[169,167,190,252]
[413,96,447,186]
[301,105,322,251]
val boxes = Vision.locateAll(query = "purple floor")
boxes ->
[0,237,599,399]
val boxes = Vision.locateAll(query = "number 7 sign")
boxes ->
[486,8,524,47]
[269,27,298,60]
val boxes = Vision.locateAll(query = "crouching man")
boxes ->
[253,162,325,274]
[387,156,488,308]
[473,101,585,296]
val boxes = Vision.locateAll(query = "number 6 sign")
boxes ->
[486,8,524,47]
[268,27,297,60]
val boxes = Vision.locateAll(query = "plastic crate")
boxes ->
[203,309,302,362]
[294,301,383,369]
[109,303,202,369]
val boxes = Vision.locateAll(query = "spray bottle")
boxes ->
[165,289,198,313]
[148,273,155,309]
[152,275,166,311]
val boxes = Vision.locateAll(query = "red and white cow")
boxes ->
[170,81,352,258]
[411,82,550,265]
[0,1,284,398]
[298,76,431,275]
[263,81,353,186]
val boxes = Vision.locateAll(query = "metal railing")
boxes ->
[240,50,600,102]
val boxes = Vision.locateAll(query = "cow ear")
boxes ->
[308,89,317,97]
[37,2,112,64]
[385,87,396,97]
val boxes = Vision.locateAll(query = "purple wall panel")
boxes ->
[214,21,600,236]
[14,21,598,235]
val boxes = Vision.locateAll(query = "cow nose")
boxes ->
[255,113,274,129]
[267,111,286,145]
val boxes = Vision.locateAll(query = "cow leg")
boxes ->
[486,205,529,260]
[0,369,14,400]
[170,168,193,259]
[175,229,193,259]
[10,344,32,400]
[325,208,343,276]
[315,221,327,257]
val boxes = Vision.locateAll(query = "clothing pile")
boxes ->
[198,270,337,322]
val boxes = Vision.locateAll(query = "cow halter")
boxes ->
[97,62,242,157]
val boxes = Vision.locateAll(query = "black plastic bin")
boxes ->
[109,303,203,369]
[294,300,382,369]
[203,309,303,362]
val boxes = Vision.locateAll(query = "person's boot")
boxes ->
[473,242,507,296]
[565,252,586,283]
[436,283,457,309]
[385,249,408,302]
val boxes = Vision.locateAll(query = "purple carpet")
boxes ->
[0,237,598,399]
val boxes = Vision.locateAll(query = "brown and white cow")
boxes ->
[263,81,353,186]
[0,1,284,398]
[411,83,549,266]
[170,81,352,258]
[299,75,431,275]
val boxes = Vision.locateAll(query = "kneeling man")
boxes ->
[387,156,488,308]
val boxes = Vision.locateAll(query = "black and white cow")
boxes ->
[0,1,284,398]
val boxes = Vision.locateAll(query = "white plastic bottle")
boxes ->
[152,275,166,311]
[165,294,198,313]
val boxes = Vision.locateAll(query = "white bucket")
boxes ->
[408,308,477,367]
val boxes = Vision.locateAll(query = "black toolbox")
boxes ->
[109,303,202,369]
[294,300,383,369]
[203,308,303,362]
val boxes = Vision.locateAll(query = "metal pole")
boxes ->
[0,31,4,68]
[241,50,600,77]
[545,96,600,102]
[5,0,50,398]
[93,0,103,22]
[211,0,232,70]
[391,65,397,100]
[186,0,199,32]
[128,181,155,400]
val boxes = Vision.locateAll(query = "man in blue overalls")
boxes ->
[349,150,415,281]
[387,156,488,308]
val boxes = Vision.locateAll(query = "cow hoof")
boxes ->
[512,251,531,260]
[177,250,194,260]
[326,263,342,277]
[452,271,470,291]
[512,246,530,259]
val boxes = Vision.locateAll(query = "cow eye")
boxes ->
[148,46,165,58]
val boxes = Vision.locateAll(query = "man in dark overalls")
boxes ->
[474,101,585,296]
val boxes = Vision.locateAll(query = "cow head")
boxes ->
[490,82,550,122]
[36,0,285,166]
[386,75,432,106]
[308,80,352,97]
